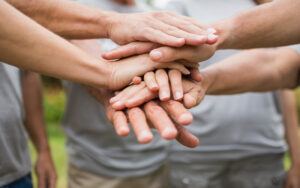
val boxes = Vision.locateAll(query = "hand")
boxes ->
[83,86,199,148]
[71,40,192,90]
[110,76,207,111]
[285,164,300,188]
[35,151,57,188]
[107,11,218,47]
[102,41,217,65]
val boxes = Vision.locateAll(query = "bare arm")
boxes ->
[22,71,57,188]
[214,0,300,49]
[5,0,211,46]
[279,90,300,188]
[202,48,300,94]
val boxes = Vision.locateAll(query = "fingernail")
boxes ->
[138,131,153,143]
[196,35,207,42]
[162,127,177,140]
[150,50,162,61]
[110,97,118,104]
[175,91,183,100]
[118,126,129,136]
[112,101,124,109]
[160,91,170,101]
[208,34,218,41]
[207,28,217,34]
[177,113,193,125]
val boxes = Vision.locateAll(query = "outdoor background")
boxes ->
[28,1,300,187]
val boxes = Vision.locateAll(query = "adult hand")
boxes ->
[71,40,192,90]
[83,86,199,148]
[110,76,207,111]
[35,151,57,188]
[107,11,218,47]
[102,41,217,65]
[285,164,300,188]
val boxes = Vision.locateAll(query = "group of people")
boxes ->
[1,0,300,187]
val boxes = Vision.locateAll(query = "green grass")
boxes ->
[29,88,300,187]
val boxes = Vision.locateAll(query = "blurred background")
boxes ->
[29,1,300,187]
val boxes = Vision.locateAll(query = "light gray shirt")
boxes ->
[0,63,31,186]
[167,0,291,163]
[62,0,168,178]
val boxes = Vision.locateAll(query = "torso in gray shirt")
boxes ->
[62,0,168,178]
[167,0,288,163]
[0,63,31,186]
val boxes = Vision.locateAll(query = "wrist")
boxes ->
[97,10,120,39]
[200,68,217,94]
[211,17,236,50]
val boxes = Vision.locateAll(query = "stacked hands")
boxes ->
[73,15,218,148]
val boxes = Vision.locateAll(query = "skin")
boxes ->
[0,1,196,91]
[103,0,300,60]
[22,71,57,188]
[73,39,199,147]
[279,90,300,188]
[112,47,300,109]
[5,0,213,46]
[84,86,199,148]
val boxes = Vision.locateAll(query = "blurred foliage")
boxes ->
[43,87,65,124]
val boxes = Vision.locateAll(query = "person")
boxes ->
[0,63,56,188]
[61,1,200,188]
[0,0,216,90]
[163,1,300,188]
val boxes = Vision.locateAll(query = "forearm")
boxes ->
[202,48,300,94]
[0,1,110,88]
[213,0,300,50]
[23,71,50,153]
[279,90,300,166]
[5,0,113,39]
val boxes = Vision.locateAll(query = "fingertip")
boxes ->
[117,126,130,136]
[161,127,178,140]
[112,101,125,110]
[150,50,163,61]
[160,91,170,101]
[207,34,218,44]
[132,76,142,85]
[184,94,197,109]
[138,131,153,144]
[177,113,193,126]
[174,91,183,101]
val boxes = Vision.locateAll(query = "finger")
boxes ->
[37,171,46,188]
[102,42,160,60]
[152,21,207,45]
[49,172,57,188]
[132,76,142,85]
[144,101,178,140]
[183,85,204,109]
[207,33,218,44]
[160,100,193,126]
[143,28,185,47]
[168,69,183,101]
[155,69,170,101]
[150,46,197,63]
[190,68,202,82]
[125,87,158,108]
[127,107,153,144]
[175,123,199,148]
[112,111,130,136]
[111,82,146,110]
[144,72,159,91]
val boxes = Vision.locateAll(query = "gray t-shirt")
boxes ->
[167,0,290,162]
[0,63,31,186]
[62,0,168,178]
